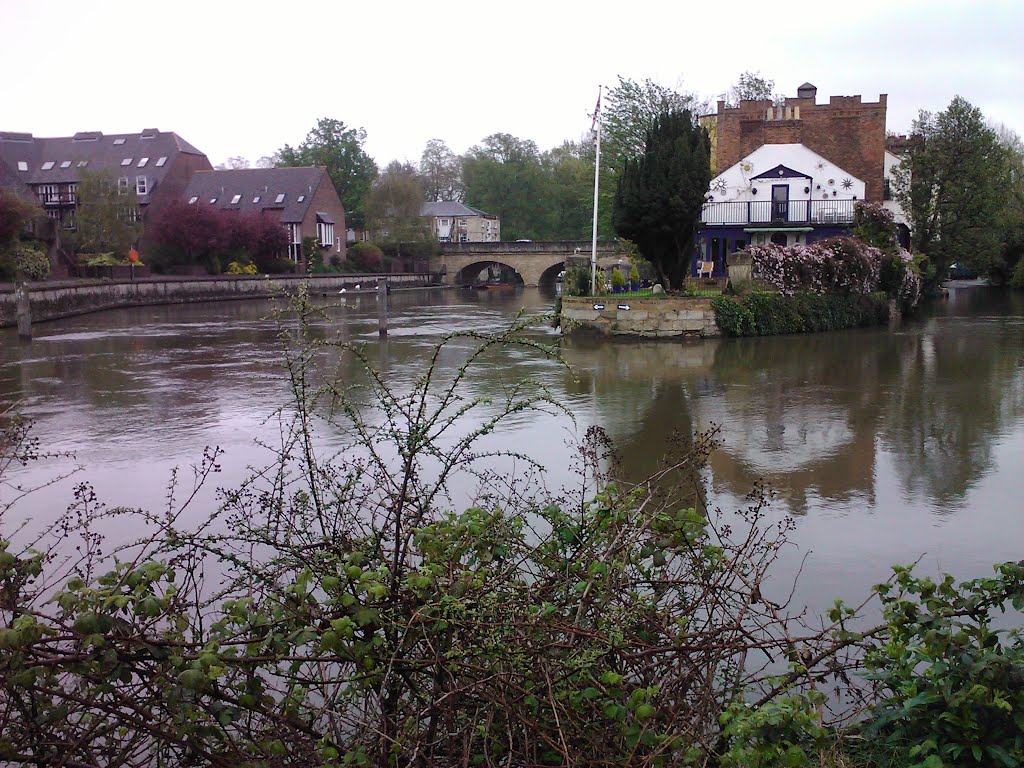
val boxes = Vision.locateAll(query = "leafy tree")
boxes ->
[149,201,288,273]
[65,169,142,258]
[364,160,430,244]
[0,189,39,249]
[991,125,1024,285]
[596,76,705,237]
[216,155,251,170]
[462,133,554,240]
[277,118,378,228]
[613,109,711,289]
[724,70,778,106]
[420,138,463,202]
[892,96,1004,291]
[542,140,595,240]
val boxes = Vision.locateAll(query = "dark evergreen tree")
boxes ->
[612,110,710,289]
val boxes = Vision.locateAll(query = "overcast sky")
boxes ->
[2,0,1021,168]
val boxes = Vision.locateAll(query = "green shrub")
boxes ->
[1,241,50,280]
[348,242,386,272]
[226,261,258,275]
[563,265,591,296]
[712,292,890,337]
[610,267,625,289]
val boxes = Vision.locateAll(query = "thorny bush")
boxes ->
[1,290,1022,767]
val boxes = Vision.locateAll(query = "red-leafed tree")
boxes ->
[150,202,289,273]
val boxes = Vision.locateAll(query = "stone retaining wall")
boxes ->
[560,296,720,338]
[0,274,434,328]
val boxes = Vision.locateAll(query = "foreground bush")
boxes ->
[2,293,1022,767]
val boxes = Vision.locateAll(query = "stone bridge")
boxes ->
[430,241,626,286]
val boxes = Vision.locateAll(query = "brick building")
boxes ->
[181,167,346,268]
[695,84,892,277]
[0,128,212,261]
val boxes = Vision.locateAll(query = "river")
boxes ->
[2,284,1024,615]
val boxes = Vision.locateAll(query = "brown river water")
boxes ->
[2,283,1023,615]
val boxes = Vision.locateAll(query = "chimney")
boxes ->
[797,82,817,100]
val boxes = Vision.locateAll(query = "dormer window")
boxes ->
[121,158,132,166]
[231,194,241,204]
[275,193,285,204]
[155,157,167,167]
[138,157,149,167]
[188,196,198,204]
[136,176,148,195]
[41,161,55,170]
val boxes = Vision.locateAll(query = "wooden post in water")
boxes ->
[15,281,31,341]
[377,278,388,336]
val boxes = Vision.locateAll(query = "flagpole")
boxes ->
[590,85,602,296]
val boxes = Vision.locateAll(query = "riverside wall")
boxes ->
[560,296,720,338]
[0,273,435,328]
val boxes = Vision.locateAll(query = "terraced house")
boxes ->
[0,128,212,262]
[181,167,346,268]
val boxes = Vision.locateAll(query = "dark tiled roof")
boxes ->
[182,167,329,223]
[0,129,207,197]
[421,201,494,218]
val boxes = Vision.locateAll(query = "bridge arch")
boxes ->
[429,241,625,287]
[453,260,526,286]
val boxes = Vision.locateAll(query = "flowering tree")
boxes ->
[748,235,920,309]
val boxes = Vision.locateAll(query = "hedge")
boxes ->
[711,292,890,337]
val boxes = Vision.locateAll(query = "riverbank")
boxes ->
[0,273,441,328]
[560,295,721,338]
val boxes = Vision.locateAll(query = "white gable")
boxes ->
[708,144,865,204]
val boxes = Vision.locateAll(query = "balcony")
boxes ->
[700,199,855,227]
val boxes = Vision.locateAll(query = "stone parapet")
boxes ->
[560,296,720,338]
[0,274,434,328]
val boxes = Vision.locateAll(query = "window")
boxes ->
[121,158,132,166]
[41,161,55,170]
[60,160,71,168]
[17,161,27,171]
[38,184,60,204]
[252,195,261,203]
[155,156,167,167]
[47,209,61,220]
[118,177,129,195]
[297,195,305,202]
[317,221,334,250]
[77,160,88,168]
[113,138,126,145]
[68,184,78,203]
[230,194,241,204]
[440,218,449,226]
[63,210,76,230]
[188,196,198,204]
[136,176,148,195]
[275,193,285,204]
[209,197,217,204]
[138,157,149,167]
[127,206,141,223]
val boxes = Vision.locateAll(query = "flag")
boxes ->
[590,88,601,132]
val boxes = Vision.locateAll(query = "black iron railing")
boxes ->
[700,199,855,226]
